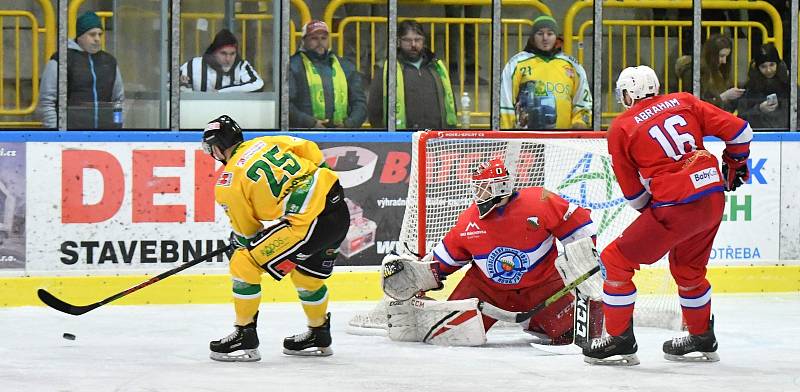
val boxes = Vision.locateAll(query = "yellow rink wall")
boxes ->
[2,265,798,308]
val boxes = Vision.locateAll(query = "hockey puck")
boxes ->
[62,333,76,340]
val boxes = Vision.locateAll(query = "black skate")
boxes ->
[283,312,333,356]
[663,316,719,362]
[583,323,640,366]
[209,312,260,362]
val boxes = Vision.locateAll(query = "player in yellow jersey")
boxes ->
[499,15,592,130]
[202,115,349,361]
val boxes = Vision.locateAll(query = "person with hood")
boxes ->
[289,20,366,129]
[38,11,125,129]
[179,29,264,93]
[499,15,592,130]
[736,43,792,130]
[368,20,458,129]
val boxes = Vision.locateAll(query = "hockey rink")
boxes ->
[1,293,798,392]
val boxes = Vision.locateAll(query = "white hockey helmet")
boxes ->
[471,159,513,219]
[615,65,660,108]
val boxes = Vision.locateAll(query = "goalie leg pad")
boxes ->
[387,298,487,346]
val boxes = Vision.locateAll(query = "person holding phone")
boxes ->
[737,43,792,130]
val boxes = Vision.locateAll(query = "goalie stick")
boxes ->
[478,265,600,324]
[37,244,233,316]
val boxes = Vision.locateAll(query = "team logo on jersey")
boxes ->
[485,247,531,285]
[527,216,540,229]
[217,171,233,186]
[565,67,574,78]
[460,221,486,237]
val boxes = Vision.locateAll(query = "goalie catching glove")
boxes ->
[721,151,749,192]
[382,252,443,301]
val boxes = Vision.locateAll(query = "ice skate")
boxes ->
[209,312,260,362]
[283,312,333,356]
[663,316,719,362]
[583,323,639,366]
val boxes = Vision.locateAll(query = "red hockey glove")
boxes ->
[721,151,750,192]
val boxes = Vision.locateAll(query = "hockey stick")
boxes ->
[37,244,233,316]
[478,265,600,323]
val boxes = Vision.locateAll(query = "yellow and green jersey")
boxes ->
[500,51,592,129]
[214,136,339,241]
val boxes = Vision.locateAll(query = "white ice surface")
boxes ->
[1,293,798,392]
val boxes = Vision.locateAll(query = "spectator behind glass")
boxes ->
[737,43,791,130]
[676,34,744,112]
[289,20,366,129]
[38,11,124,129]
[368,20,458,129]
[179,29,264,92]
[499,16,592,130]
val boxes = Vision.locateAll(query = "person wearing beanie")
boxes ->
[737,43,794,130]
[37,10,125,129]
[179,29,264,92]
[289,20,366,128]
[499,15,592,130]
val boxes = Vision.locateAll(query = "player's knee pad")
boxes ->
[670,264,710,290]
[290,269,326,292]
[229,250,263,285]
[599,242,637,283]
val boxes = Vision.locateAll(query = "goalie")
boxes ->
[382,159,603,346]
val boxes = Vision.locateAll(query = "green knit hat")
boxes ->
[76,11,102,38]
[531,15,558,35]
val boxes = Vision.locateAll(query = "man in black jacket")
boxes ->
[368,20,457,129]
[38,11,124,129]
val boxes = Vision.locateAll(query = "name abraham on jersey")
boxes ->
[486,247,531,285]
[633,98,680,124]
[460,221,486,238]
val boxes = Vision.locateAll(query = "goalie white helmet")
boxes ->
[471,159,513,219]
[615,65,660,108]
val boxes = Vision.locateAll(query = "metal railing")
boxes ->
[1,0,796,130]
[564,0,783,125]
[335,15,535,128]
[0,11,40,117]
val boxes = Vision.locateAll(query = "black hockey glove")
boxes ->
[721,151,750,192]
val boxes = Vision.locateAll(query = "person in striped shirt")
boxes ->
[179,29,264,93]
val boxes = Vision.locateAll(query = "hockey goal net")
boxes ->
[349,130,682,331]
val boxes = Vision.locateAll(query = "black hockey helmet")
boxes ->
[202,115,243,164]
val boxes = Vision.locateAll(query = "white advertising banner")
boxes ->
[21,138,790,274]
[706,141,781,264]
[26,142,231,273]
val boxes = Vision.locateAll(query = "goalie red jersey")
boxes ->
[608,92,752,209]
[431,187,594,290]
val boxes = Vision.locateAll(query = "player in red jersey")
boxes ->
[583,65,752,366]
[384,159,604,346]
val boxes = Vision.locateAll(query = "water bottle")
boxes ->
[460,92,471,128]
[113,102,123,127]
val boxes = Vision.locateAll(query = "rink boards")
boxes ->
[0,131,798,307]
